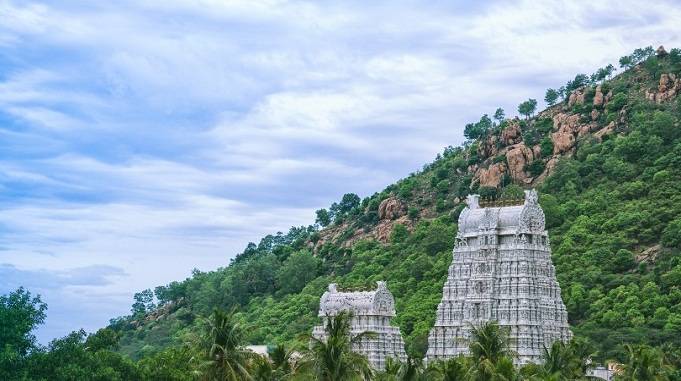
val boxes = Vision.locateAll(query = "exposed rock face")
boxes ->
[378,197,405,220]
[568,88,585,107]
[478,134,499,158]
[506,143,534,183]
[375,216,411,242]
[476,163,506,188]
[501,120,522,145]
[551,113,581,154]
[646,73,681,103]
[593,85,604,107]
[594,121,616,141]
[591,109,600,121]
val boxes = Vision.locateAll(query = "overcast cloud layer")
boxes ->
[1,0,680,343]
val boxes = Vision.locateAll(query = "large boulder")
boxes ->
[378,197,406,220]
[506,143,534,183]
[500,120,522,146]
[568,88,585,107]
[477,134,499,159]
[476,162,506,188]
[593,85,604,107]
[551,112,582,154]
[646,73,681,103]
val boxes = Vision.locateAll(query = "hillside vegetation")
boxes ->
[110,46,681,363]
[5,46,681,379]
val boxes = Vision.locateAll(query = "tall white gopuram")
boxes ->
[313,281,407,370]
[426,190,571,365]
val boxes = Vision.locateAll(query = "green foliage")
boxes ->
[298,311,373,380]
[464,114,493,140]
[0,288,47,380]
[517,98,537,119]
[316,208,332,227]
[662,218,681,248]
[493,108,505,124]
[524,160,545,177]
[277,250,321,295]
[97,45,681,376]
[539,136,554,157]
[545,88,559,106]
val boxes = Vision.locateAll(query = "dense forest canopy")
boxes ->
[3,46,681,380]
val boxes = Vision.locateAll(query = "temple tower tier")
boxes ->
[312,281,407,370]
[426,190,572,365]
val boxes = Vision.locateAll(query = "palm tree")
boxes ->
[521,340,584,381]
[251,354,274,381]
[424,357,468,381]
[198,308,254,381]
[296,310,373,381]
[269,344,294,380]
[616,344,671,381]
[466,321,517,381]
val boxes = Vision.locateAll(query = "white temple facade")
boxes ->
[313,281,407,370]
[426,190,572,365]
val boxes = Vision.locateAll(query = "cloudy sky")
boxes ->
[1,0,680,343]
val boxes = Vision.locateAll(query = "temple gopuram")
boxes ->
[426,190,571,365]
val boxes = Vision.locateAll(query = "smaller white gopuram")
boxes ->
[312,281,407,370]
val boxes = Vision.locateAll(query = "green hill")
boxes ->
[111,46,681,364]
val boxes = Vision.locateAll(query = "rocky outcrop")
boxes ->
[594,121,616,141]
[476,162,506,188]
[593,85,604,107]
[646,73,681,103]
[375,216,412,242]
[551,113,580,154]
[506,143,534,184]
[501,120,522,145]
[477,134,499,158]
[568,88,585,107]
[378,197,405,220]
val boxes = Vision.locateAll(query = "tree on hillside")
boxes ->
[276,250,321,294]
[565,74,589,94]
[544,88,559,106]
[297,311,373,380]
[464,114,493,140]
[0,288,47,380]
[518,99,537,119]
[593,64,616,83]
[493,108,505,125]
[131,289,155,316]
[316,208,331,227]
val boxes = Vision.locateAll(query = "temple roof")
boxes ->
[318,281,396,317]
[457,189,545,236]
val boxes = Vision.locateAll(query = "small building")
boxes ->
[312,281,407,370]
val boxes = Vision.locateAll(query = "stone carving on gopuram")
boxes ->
[425,189,571,365]
[312,281,407,370]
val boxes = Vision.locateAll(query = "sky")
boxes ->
[1,0,680,344]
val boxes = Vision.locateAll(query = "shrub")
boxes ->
[524,160,546,177]
[606,93,627,113]
[408,207,419,220]
[662,219,681,248]
[540,137,554,157]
